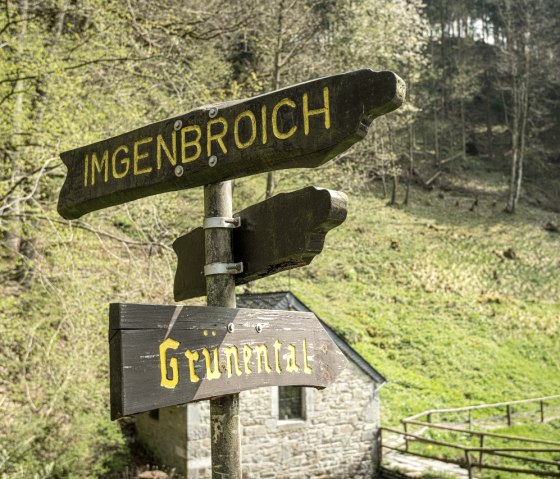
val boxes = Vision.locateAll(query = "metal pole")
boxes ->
[204,181,241,479]
[464,450,473,479]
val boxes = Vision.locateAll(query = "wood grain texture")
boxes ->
[173,186,347,300]
[58,69,405,219]
[109,303,347,419]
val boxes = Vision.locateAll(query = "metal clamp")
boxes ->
[203,216,241,229]
[204,262,244,276]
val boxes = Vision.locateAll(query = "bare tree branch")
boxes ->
[1,213,173,251]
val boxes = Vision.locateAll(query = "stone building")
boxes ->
[136,292,386,478]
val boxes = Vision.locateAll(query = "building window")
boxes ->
[278,386,304,420]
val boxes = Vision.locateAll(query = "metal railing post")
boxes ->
[464,450,473,479]
[403,421,409,452]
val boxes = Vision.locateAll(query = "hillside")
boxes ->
[243,168,560,424]
[1,163,559,476]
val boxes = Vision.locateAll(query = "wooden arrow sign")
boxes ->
[172,186,347,301]
[58,69,404,219]
[109,303,347,419]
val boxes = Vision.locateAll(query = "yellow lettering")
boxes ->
[84,154,89,187]
[91,150,109,185]
[272,98,297,140]
[286,343,300,373]
[206,117,228,156]
[185,349,200,383]
[273,339,282,373]
[233,110,257,149]
[156,131,177,169]
[181,125,201,164]
[261,105,267,144]
[111,145,130,179]
[254,344,272,373]
[133,137,153,175]
[243,345,253,375]
[224,346,242,378]
[159,338,180,389]
[303,87,330,135]
[201,347,221,380]
[302,339,312,374]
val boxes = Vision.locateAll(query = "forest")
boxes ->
[1,0,559,477]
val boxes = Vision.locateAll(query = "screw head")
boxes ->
[173,119,182,130]
[227,323,235,333]
[255,324,263,333]
[208,155,218,167]
[208,107,218,118]
[174,165,184,177]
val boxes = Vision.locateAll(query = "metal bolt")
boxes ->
[226,263,242,273]
[227,216,241,227]
[255,324,263,333]
[173,119,182,130]
[227,323,235,333]
[208,107,218,118]
[174,165,184,177]
[209,155,218,167]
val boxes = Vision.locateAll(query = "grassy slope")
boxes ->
[2,163,559,476]
[234,169,560,425]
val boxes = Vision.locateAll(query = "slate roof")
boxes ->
[237,291,387,385]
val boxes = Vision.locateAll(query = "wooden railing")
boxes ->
[380,395,560,478]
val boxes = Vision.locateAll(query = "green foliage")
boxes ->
[1,0,559,477]
[244,175,560,425]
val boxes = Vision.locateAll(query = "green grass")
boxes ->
[408,419,560,478]
[2,162,559,476]
[241,169,560,425]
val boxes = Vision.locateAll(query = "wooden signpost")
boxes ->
[57,69,404,219]
[173,186,347,300]
[109,303,346,419]
[58,68,405,479]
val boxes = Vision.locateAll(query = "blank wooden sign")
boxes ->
[109,303,347,419]
[172,186,347,300]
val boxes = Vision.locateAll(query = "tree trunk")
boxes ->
[486,93,494,161]
[13,2,67,284]
[505,73,520,214]
[404,122,414,205]
[265,0,285,199]
[513,43,531,210]
[381,173,388,199]
[4,0,29,254]
[430,37,440,165]
[390,174,398,205]
[504,3,532,214]
[460,93,466,162]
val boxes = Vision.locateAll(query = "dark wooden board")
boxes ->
[58,69,405,219]
[172,186,347,300]
[109,303,347,419]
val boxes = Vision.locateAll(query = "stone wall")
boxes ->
[185,358,381,478]
[136,406,188,474]
[137,354,381,478]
